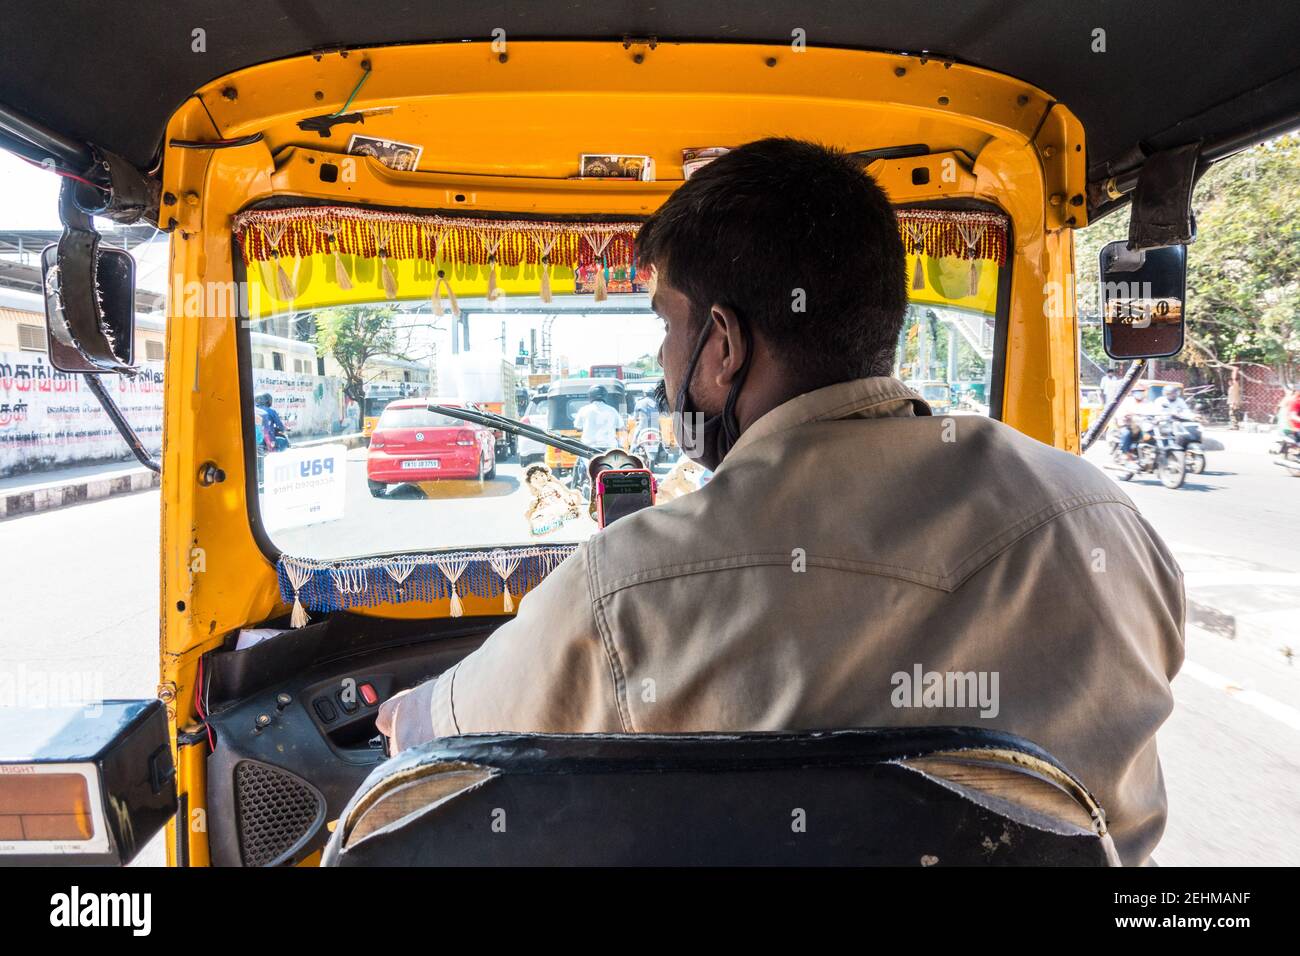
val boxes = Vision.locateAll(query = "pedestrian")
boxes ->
[1227,369,1243,429]
[1101,367,1124,407]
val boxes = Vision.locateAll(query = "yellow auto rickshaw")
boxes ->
[1,4,1292,870]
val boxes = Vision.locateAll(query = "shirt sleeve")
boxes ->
[385,544,628,750]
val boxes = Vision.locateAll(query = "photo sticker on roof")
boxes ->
[580,154,655,181]
[346,134,423,172]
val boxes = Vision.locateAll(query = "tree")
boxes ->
[313,306,405,404]
[1075,134,1300,386]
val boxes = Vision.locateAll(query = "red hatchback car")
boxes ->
[366,398,496,495]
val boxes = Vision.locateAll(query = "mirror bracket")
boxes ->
[1128,142,1201,250]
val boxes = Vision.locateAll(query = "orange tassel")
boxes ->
[380,256,398,299]
[333,250,353,290]
[274,256,295,300]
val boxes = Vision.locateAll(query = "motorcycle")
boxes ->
[1107,415,1187,488]
[1167,414,1206,474]
[631,423,665,469]
[1269,430,1300,476]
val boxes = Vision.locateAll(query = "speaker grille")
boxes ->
[234,760,323,867]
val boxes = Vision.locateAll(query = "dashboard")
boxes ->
[199,612,500,866]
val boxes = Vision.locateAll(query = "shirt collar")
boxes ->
[726,377,932,460]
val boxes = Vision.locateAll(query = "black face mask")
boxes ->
[660,314,753,471]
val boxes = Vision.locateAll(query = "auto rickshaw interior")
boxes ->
[2,3,1298,867]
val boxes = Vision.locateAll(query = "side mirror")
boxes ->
[1098,241,1186,360]
[0,699,176,865]
[41,244,137,373]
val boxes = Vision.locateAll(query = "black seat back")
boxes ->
[323,727,1118,866]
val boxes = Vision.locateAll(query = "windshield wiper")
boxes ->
[428,404,602,458]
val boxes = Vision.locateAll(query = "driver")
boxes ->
[379,137,1184,866]
[572,384,624,451]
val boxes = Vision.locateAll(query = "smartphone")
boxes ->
[595,468,656,527]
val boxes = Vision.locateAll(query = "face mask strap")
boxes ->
[720,318,754,446]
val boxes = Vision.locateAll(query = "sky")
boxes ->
[0,151,172,292]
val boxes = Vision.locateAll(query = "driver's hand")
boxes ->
[376,688,415,746]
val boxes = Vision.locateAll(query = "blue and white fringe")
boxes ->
[277,545,577,625]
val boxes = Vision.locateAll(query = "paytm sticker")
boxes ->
[261,444,347,532]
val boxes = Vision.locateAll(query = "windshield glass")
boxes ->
[241,206,1004,560]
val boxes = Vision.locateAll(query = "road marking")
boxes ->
[1180,659,1300,732]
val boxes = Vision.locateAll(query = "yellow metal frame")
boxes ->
[155,40,1087,864]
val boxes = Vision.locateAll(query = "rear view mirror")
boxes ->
[1099,241,1186,360]
[0,700,176,865]
[41,244,137,373]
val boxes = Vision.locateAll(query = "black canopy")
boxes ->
[2,0,1299,185]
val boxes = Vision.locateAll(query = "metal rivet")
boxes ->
[221,86,237,101]
[1017,94,1030,107]
[895,67,907,77]
[938,96,949,106]
[765,56,777,67]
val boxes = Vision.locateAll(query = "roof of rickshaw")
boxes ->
[1,1,1298,191]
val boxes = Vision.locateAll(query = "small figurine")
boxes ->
[655,458,710,502]
[523,464,584,535]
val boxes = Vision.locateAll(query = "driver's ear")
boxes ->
[710,304,748,389]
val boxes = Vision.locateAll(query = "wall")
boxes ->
[0,351,348,477]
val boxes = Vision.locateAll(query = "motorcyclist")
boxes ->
[1279,385,1300,443]
[255,392,290,451]
[573,384,624,451]
[1154,385,1192,418]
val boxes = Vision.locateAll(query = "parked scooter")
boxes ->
[1107,416,1187,488]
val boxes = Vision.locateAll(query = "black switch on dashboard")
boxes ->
[337,690,359,715]
[313,697,337,723]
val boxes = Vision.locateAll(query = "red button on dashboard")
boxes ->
[359,683,378,706]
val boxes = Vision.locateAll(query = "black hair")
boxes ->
[636,137,908,386]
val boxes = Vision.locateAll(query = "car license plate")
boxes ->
[402,459,440,469]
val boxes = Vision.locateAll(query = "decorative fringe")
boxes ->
[897,209,1008,266]
[231,206,1011,304]
[488,549,522,613]
[283,558,314,628]
[276,546,578,618]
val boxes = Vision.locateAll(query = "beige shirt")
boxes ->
[389,377,1185,865]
